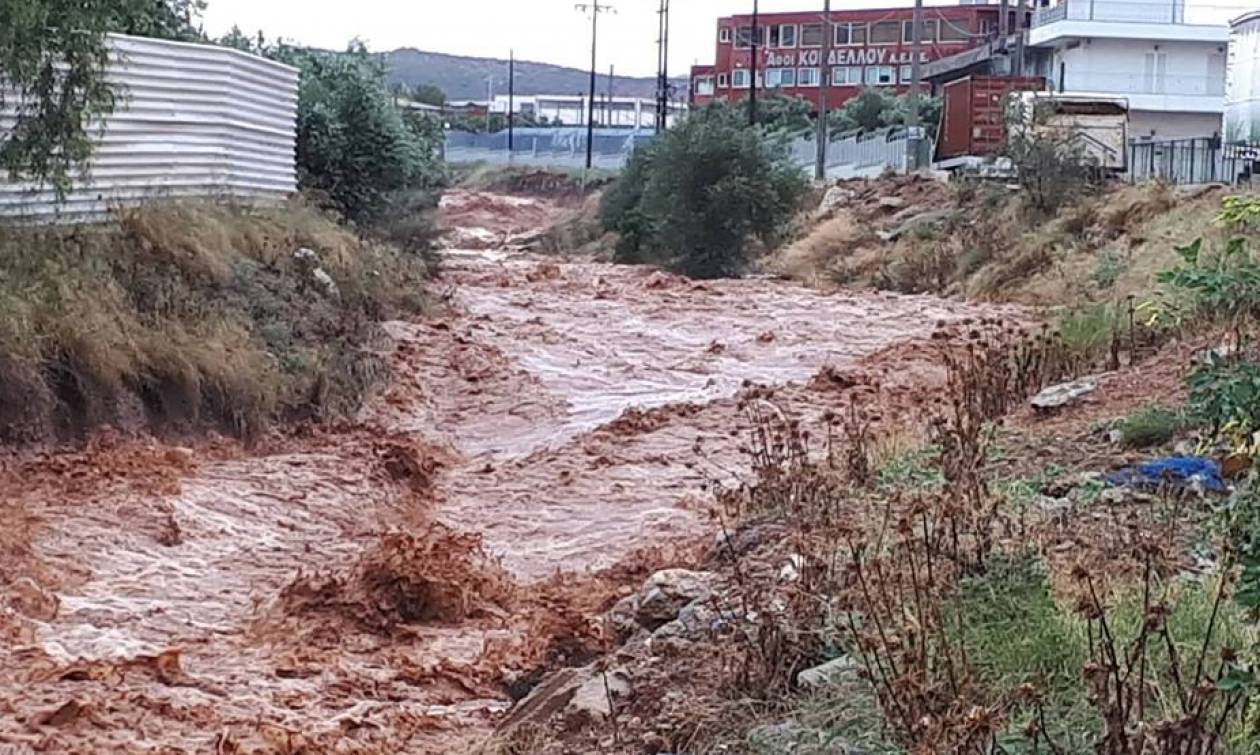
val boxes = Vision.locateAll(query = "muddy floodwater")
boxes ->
[0,189,1010,753]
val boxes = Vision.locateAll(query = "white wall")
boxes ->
[1053,38,1227,100]
[1129,110,1222,139]
[0,34,298,224]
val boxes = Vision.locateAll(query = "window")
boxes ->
[899,64,913,83]
[939,18,970,42]
[864,65,896,85]
[1143,51,1168,93]
[870,21,900,44]
[797,67,821,87]
[770,24,797,48]
[800,23,824,47]
[833,66,863,85]
[834,22,867,46]
[765,68,796,88]
[719,27,732,44]
[735,25,767,48]
[902,19,937,43]
[717,72,729,88]
[731,69,751,88]
[695,76,715,96]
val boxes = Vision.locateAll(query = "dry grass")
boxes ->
[769,209,870,285]
[0,197,430,442]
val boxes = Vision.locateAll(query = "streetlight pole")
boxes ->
[576,0,614,169]
[815,0,832,180]
[508,51,515,152]
[908,0,924,170]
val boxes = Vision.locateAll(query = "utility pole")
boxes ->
[607,64,615,127]
[485,75,494,133]
[908,0,925,170]
[655,0,670,132]
[661,0,670,127]
[508,51,515,152]
[999,0,1010,44]
[576,0,614,169]
[814,0,832,180]
[750,0,760,126]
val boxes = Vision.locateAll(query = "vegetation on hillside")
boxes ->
[600,102,807,279]
[828,87,942,137]
[0,199,429,443]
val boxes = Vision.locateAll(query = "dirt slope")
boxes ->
[0,188,1016,753]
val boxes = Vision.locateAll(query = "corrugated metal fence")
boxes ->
[0,34,298,223]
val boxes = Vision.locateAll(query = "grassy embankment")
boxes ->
[0,198,434,443]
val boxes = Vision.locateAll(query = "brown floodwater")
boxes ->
[0,189,1013,753]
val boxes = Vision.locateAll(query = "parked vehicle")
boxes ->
[1011,91,1129,172]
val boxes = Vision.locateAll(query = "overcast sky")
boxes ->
[201,0,1254,78]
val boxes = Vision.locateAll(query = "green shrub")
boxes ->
[1118,405,1185,448]
[1188,354,1260,444]
[601,103,807,279]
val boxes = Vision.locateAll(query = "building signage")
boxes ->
[764,48,929,67]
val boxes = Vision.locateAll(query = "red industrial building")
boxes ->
[689,4,1025,112]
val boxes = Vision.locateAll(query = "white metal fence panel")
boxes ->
[0,33,298,223]
[790,127,928,180]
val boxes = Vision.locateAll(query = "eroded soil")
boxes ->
[0,188,1016,753]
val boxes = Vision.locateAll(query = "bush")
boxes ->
[1117,405,1184,448]
[828,88,942,135]
[601,103,807,279]
[1003,100,1105,216]
[269,42,446,225]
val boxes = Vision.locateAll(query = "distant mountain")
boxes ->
[384,48,686,102]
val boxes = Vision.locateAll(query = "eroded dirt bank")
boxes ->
[1,188,1014,753]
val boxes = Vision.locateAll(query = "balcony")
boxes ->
[1063,71,1223,97]
[1058,70,1225,113]
[1032,0,1185,27]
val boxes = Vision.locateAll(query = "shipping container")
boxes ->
[935,75,1045,162]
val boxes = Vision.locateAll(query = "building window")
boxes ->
[732,69,751,88]
[717,72,729,88]
[800,23,824,47]
[902,19,937,43]
[695,76,715,96]
[766,67,796,88]
[770,24,797,48]
[798,67,821,87]
[735,26,767,48]
[870,21,900,45]
[719,27,732,44]
[864,65,896,85]
[899,65,913,83]
[939,18,970,42]
[833,66,863,85]
[834,22,867,46]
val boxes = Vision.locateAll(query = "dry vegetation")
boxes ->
[0,198,432,443]
[771,177,1228,309]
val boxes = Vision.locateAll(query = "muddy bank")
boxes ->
[0,188,1017,753]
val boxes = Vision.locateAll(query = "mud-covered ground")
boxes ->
[0,189,1016,753]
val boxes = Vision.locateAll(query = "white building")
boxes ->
[488,94,684,129]
[1028,0,1228,140]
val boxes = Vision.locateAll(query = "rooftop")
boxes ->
[1029,0,1228,45]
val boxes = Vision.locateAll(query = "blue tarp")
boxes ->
[1105,456,1227,493]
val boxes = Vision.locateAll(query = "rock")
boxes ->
[312,268,340,299]
[1036,496,1072,524]
[1099,486,1156,506]
[1030,379,1097,411]
[566,668,631,721]
[877,208,958,241]
[1042,471,1101,498]
[1175,182,1226,200]
[819,186,853,213]
[495,667,584,736]
[876,195,906,210]
[651,599,725,642]
[607,594,642,639]
[796,655,860,690]
[1194,342,1239,365]
[636,569,714,629]
[293,247,319,264]
[1108,428,1125,445]
[711,522,786,560]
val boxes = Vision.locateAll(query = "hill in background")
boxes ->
[385,48,686,101]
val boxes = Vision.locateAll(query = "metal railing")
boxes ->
[1033,0,1186,26]
[443,127,655,171]
[1126,138,1257,185]
[789,126,929,179]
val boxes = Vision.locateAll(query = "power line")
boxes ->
[575,0,615,170]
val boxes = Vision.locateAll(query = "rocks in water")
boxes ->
[635,569,715,629]
[1030,379,1097,412]
[796,655,860,690]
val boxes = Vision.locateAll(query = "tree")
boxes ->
[601,103,807,279]
[828,87,942,137]
[412,84,447,107]
[0,0,204,193]
[737,94,813,136]
[1002,98,1103,215]
[269,42,445,224]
